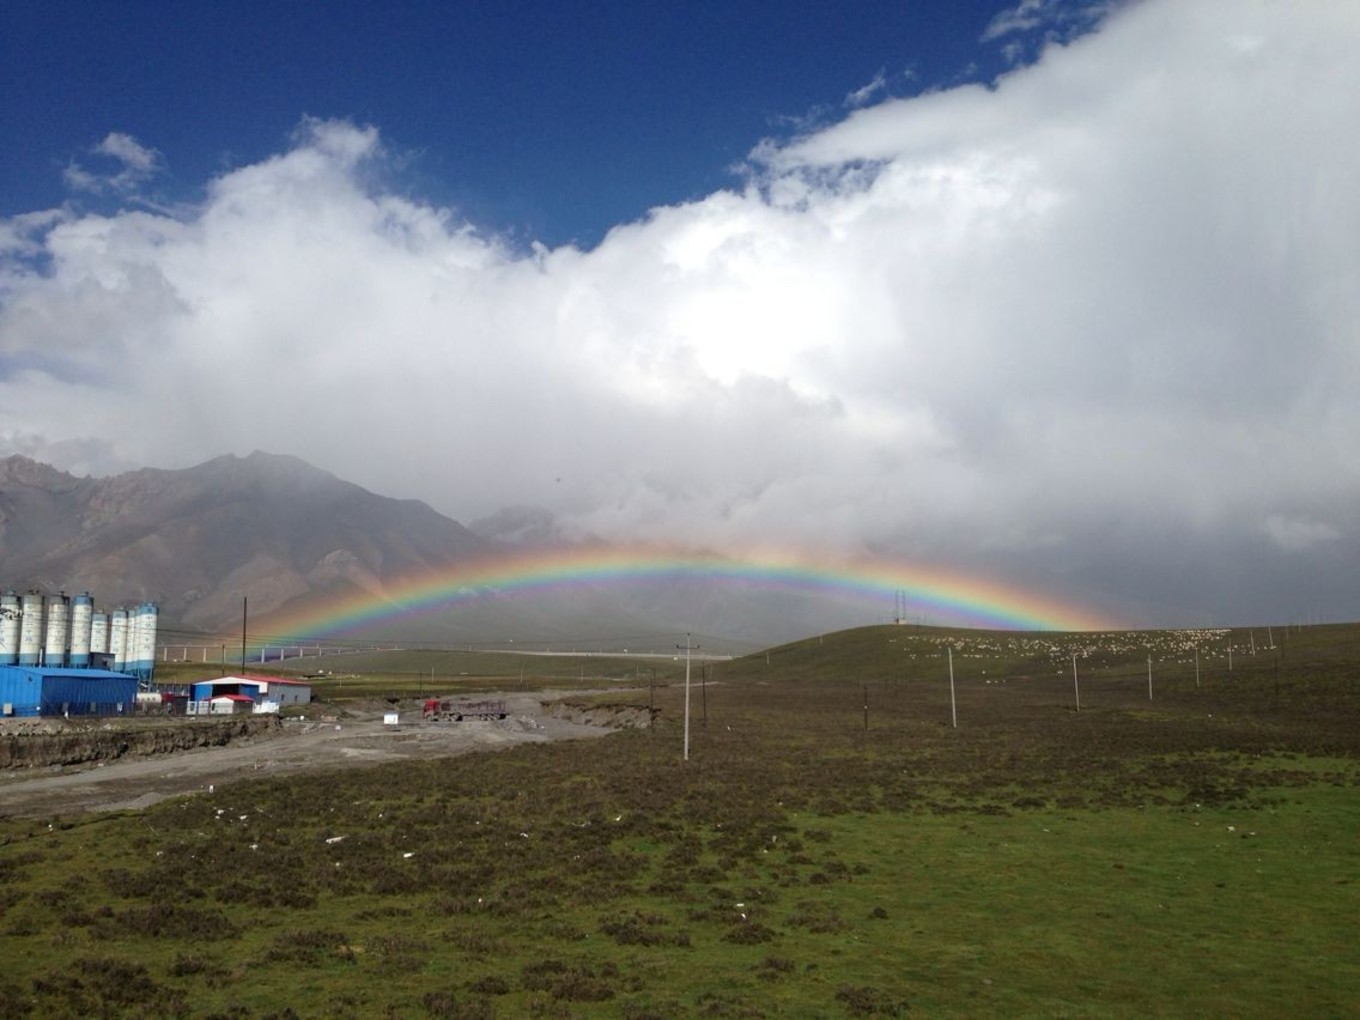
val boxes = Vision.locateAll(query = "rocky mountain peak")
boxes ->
[0,455,79,491]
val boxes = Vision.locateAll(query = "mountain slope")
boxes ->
[0,451,490,632]
[0,453,885,650]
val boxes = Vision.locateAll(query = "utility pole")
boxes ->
[948,645,957,729]
[678,634,697,762]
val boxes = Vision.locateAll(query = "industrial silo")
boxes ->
[132,602,159,679]
[128,605,145,676]
[43,592,70,668]
[90,609,109,655]
[110,608,128,673]
[0,590,19,665]
[69,592,94,668]
[18,591,44,666]
[125,608,140,671]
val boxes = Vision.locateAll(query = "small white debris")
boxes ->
[326,835,345,844]
[249,844,259,851]
[403,852,414,859]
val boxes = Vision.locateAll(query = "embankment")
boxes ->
[0,716,281,769]
[545,700,657,728]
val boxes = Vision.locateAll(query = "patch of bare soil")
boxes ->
[0,691,642,818]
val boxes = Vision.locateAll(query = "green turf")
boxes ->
[2,622,1358,1018]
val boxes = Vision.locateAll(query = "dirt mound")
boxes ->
[546,701,656,728]
[0,717,280,769]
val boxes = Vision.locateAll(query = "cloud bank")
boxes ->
[2,0,1358,627]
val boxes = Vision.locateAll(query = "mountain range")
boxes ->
[0,452,882,651]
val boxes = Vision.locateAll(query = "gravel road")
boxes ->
[0,691,623,819]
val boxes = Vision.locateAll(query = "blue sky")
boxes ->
[3,0,1360,630]
[3,0,1075,248]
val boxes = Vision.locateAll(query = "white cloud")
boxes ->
[63,131,163,195]
[0,209,68,262]
[2,0,1360,626]
[95,132,161,173]
[846,71,888,108]
[983,0,1061,41]
[982,0,1113,44]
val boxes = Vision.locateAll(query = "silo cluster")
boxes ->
[0,590,157,679]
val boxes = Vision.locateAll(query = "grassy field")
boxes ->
[2,623,1358,1018]
[154,648,694,701]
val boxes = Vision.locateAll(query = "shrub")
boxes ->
[753,956,797,982]
[549,967,616,1003]
[32,956,188,1016]
[422,991,494,1019]
[787,900,848,934]
[521,958,617,1002]
[521,958,568,991]
[269,927,353,966]
[0,980,33,1017]
[722,920,777,945]
[115,903,239,941]
[834,984,908,1017]
[599,909,689,947]
[466,975,510,996]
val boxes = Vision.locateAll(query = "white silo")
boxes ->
[126,607,140,669]
[43,592,70,667]
[110,608,129,673]
[70,592,94,667]
[19,591,44,666]
[90,610,109,655]
[0,590,19,665]
[132,602,158,679]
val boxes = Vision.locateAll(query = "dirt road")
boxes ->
[0,692,628,819]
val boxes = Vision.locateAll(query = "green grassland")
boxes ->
[155,648,693,701]
[2,623,1358,1018]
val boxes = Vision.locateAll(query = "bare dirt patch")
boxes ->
[0,690,639,818]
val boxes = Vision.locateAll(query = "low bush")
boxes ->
[835,983,908,1017]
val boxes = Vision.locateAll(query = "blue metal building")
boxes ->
[0,665,139,718]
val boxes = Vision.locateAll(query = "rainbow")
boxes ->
[251,546,1119,642]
